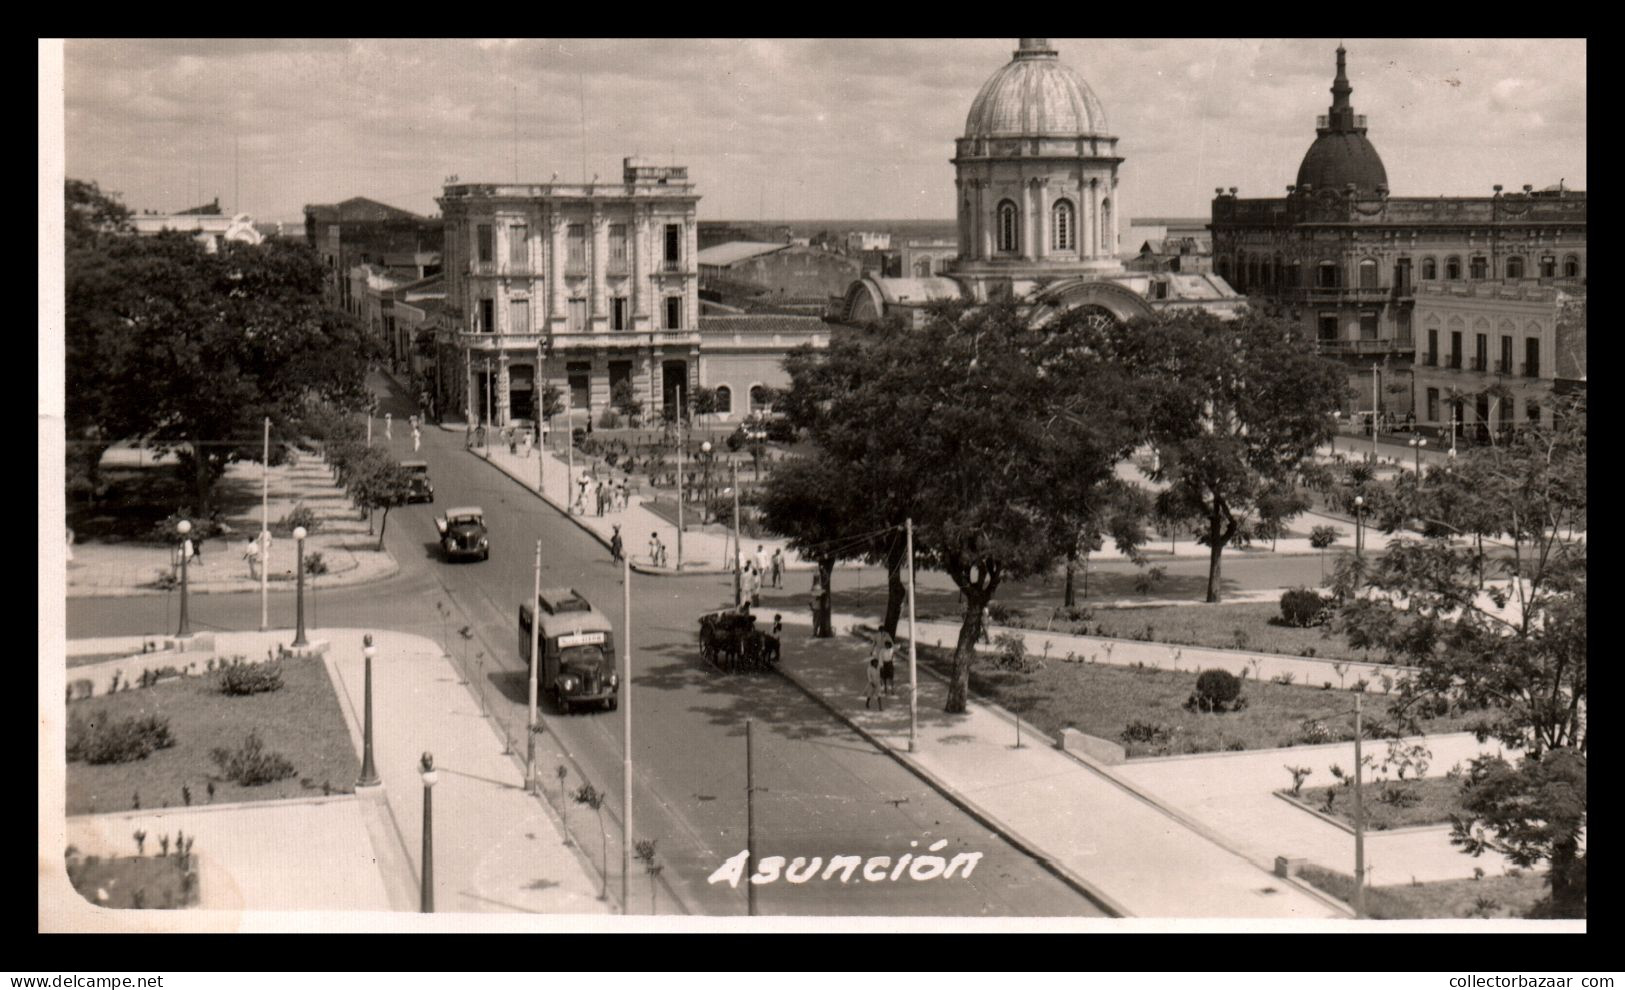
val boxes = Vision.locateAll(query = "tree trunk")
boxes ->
[1548,835,1583,918]
[946,585,992,714]
[1080,551,1090,600]
[191,445,217,515]
[1205,502,1232,604]
[1063,555,1075,609]
[880,540,907,638]
[376,506,389,551]
[812,558,835,638]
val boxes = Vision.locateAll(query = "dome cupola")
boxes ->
[963,37,1109,138]
[1295,46,1388,194]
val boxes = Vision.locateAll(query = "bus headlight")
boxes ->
[561,677,577,692]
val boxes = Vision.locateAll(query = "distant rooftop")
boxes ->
[697,242,788,267]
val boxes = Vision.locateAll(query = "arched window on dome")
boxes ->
[1421,257,1437,280]
[996,200,1019,253]
[1051,199,1075,252]
[1505,256,1524,280]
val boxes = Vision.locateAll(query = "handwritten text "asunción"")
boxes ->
[708,840,983,887]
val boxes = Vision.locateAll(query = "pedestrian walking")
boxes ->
[747,562,762,607]
[648,531,660,566]
[771,613,782,640]
[576,473,591,514]
[610,524,624,563]
[754,544,768,578]
[521,429,531,459]
[412,426,422,452]
[864,656,884,711]
[243,536,260,579]
[770,548,783,588]
[508,428,518,456]
[385,413,392,440]
[595,479,607,517]
[809,572,826,635]
[65,527,74,563]
[878,633,897,696]
[615,478,627,512]
[765,613,783,664]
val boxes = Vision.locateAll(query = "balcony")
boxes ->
[1284,286,1392,303]
[457,331,545,351]
[1470,356,1488,372]
[1495,359,1513,375]
[1521,361,1541,378]
[1447,354,1463,370]
[469,260,497,277]
[661,259,684,274]
[1422,352,1439,367]
[565,263,589,278]
[1319,338,1414,356]
[607,260,630,277]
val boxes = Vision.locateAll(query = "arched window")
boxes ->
[749,384,771,411]
[1317,261,1339,289]
[714,385,732,415]
[1051,199,1075,252]
[1421,257,1437,280]
[1563,255,1580,278]
[1445,256,1462,280]
[1358,258,1378,289]
[1505,256,1524,280]
[996,200,1019,253]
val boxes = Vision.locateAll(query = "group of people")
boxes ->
[736,544,785,607]
[576,473,630,516]
[863,632,899,710]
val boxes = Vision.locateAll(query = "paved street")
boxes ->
[65,373,1100,917]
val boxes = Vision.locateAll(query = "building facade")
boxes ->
[1209,46,1587,426]
[836,39,1245,329]
[900,237,958,277]
[699,242,861,303]
[304,197,444,312]
[129,210,264,253]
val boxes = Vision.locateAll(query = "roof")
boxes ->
[965,39,1108,138]
[870,277,967,305]
[304,197,428,224]
[534,608,614,638]
[442,506,483,520]
[400,460,428,469]
[1298,131,1388,194]
[699,315,830,335]
[697,241,788,267]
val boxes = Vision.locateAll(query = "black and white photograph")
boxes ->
[40,36,1586,935]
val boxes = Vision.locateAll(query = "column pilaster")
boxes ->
[549,214,567,327]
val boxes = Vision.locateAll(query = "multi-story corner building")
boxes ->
[899,237,958,277]
[439,158,818,429]
[836,39,1246,329]
[304,197,444,313]
[1209,46,1587,427]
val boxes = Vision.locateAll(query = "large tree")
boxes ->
[755,451,854,635]
[345,448,414,550]
[1122,310,1346,602]
[1332,396,1586,916]
[65,192,374,512]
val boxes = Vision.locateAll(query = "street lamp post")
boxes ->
[358,634,380,787]
[675,385,684,573]
[292,525,309,648]
[1409,435,1427,482]
[1330,410,1341,457]
[419,752,437,913]
[1353,495,1365,561]
[175,519,193,638]
[700,441,713,523]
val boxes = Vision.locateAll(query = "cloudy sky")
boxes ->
[58,38,1586,224]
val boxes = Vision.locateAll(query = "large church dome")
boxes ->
[964,39,1109,138]
[1295,46,1387,193]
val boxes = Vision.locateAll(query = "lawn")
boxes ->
[915,645,1476,757]
[974,601,1384,664]
[1290,775,1466,830]
[1297,865,1554,919]
[65,852,199,910]
[65,655,360,815]
[68,651,143,670]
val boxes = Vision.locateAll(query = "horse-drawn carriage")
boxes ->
[698,609,780,673]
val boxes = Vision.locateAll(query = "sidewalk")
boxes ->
[769,616,1344,918]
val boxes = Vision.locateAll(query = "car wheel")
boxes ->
[559,695,571,715]
[481,548,490,561]
[607,696,619,712]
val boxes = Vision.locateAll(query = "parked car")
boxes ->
[519,587,619,713]
[435,506,488,561]
[402,460,434,503]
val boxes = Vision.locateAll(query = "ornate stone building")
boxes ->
[1209,46,1587,430]
[836,39,1244,329]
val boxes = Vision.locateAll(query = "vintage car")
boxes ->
[519,587,619,713]
[435,505,488,561]
[402,460,434,503]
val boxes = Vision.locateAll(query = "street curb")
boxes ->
[769,658,1128,918]
[1270,790,1460,838]
[66,792,364,821]
[66,553,401,600]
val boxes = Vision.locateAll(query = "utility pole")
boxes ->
[1353,693,1366,918]
[675,385,684,572]
[906,518,918,753]
[565,389,575,509]
[732,459,742,607]
[1371,366,1380,460]
[621,553,633,915]
[260,418,269,631]
[527,539,542,793]
[537,340,547,496]
[746,717,757,917]
[485,358,494,453]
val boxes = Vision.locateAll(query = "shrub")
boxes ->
[209,731,296,786]
[1297,718,1331,744]
[1185,668,1243,713]
[1279,587,1329,627]
[277,504,320,536]
[597,408,621,430]
[1284,765,1313,796]
[990,631,1031,671]
[67,712,176,765]
[986,602,1013,624]
[216,659,285,696]
[1120,720,1171,745]
[302,552,328,576]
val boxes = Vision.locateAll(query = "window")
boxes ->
[1317,261,1338,288]
[1446,256,1461,280]
[479,298,494,334]
[1287,261,1301,287]
[997,200,1019,253]
[509,298,530,336]
[566,361,591,410]
[1540,255,1556,278]
[1397,308,1412,345]
[1505,256,1524,280]
[1475,333,1488,372]
[1318,314,1338,341]
[1500,336,1513,374]
[1527,401,1541,424]
[1563,255,1580,278]
[568,297,587,333]
[477,224,493,263]
[509,224,528,268]
[611,297,628,331]
[1525,337,1540,377]
[913,257,933,277]
[1359,311,1379,340]
[608,360,632,399]
[609,224,628,270]
[1470,256,1487,280]
[749,385,771,411]
[1358,258,1378,289]
[1051,199,1075,251]
[1421,257,1437,280]
[714,385,732,414]
[665,296,682,330]
[567,225,586,269]
[1426,329,1438,365]
[664,224,682,267]
[1426,388,1439,423]
[1394,257,1412,293]
[1450,331,1462,368]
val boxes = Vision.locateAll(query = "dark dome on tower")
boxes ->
[1296,46,1387,193]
